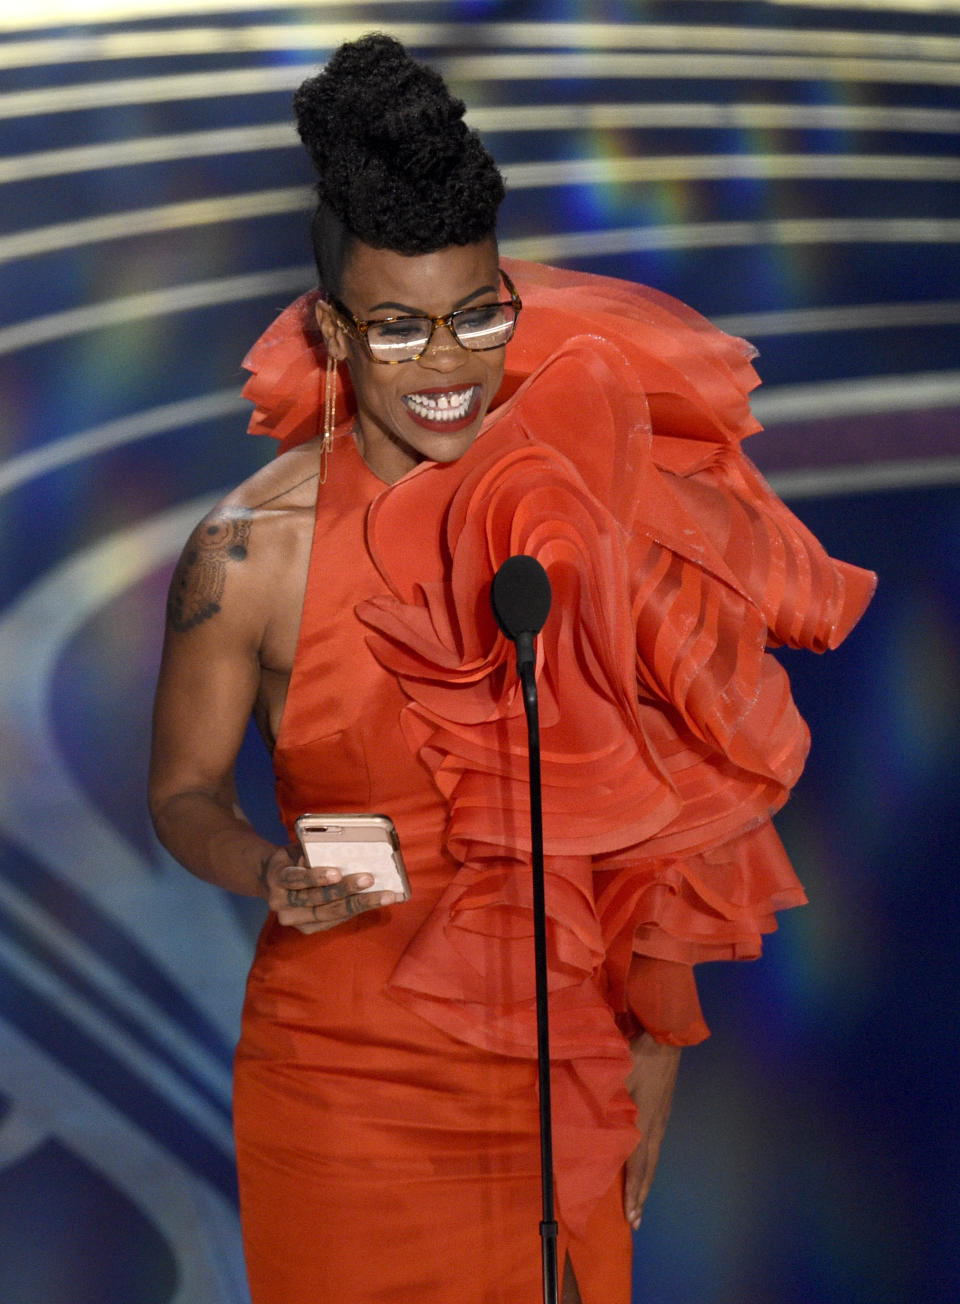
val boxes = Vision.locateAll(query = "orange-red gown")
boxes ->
[232,260,875,1303]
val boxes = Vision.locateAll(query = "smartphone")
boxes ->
[294,813,411,902]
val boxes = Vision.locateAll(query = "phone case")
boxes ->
[295,813,411,902]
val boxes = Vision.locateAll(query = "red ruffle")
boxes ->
[243,259,876,1231]
[241,291,356,451]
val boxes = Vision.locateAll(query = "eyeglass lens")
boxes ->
[366,303,517,361]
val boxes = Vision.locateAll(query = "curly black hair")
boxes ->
[293,33,506,292]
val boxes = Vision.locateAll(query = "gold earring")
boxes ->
[320,353,337,483]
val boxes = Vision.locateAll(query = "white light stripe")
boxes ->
[0,931,235,1150]
[0,66,296,121]
[0,23,407,67]
[750,370,960,423]
[0,187,310,263]
[3,20,960,68]
[0,875,234,1102]
[475,101,960,134]
[0,0,429,26]
[502,153,960,189]
[0,66,297,119]
[500,218,960,262]
[2,0,959,30]
[0,265,314,356]
[5,166,958,266]
[0,124,297,183]
[764,1,960,11]
[440,52,960,86]
[0,390,247,497]
[0,1101,46,1166]
[5,102,960,185]
[5,52,960,119]
[714,300,960,338]
[768,457,960,499]
[0,492,257,1046]
[0,1025,249,1304]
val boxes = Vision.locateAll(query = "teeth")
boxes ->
[403,387,476,422]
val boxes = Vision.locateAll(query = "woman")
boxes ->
[149,34,875,1304]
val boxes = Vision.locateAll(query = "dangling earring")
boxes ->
[320,353,337,483]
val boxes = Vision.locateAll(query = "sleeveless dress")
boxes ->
[232,259,876,1303]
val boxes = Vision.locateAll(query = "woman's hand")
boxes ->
[623,1031,682,1230]
[261,845,399,934]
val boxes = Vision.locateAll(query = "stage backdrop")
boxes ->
[1,3,958,1302]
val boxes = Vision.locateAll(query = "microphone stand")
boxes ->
[515,631,559,1304]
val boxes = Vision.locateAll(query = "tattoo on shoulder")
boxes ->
[168,508,253,632]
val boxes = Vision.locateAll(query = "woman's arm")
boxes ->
[149,502,396,931]
[149,503,281,893]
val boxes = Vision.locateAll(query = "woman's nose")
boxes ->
[418,323,463,371]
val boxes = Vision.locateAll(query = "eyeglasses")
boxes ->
[328,268,522,364]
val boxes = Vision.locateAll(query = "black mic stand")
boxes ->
[490,557,558,1304]
[516,632,560,1304]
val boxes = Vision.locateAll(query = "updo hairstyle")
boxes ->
[293,33,506,293]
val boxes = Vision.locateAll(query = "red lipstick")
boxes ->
[401,384,482,433]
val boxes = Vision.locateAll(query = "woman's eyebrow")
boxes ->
[368,284,499,315]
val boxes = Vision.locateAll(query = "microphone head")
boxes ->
[490,554,552,640]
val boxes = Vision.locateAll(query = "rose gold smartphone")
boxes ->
[294,813,411,902]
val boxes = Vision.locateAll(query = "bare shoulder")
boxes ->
[167,441,321,637]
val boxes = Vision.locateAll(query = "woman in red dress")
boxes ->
[149,34,874,1304]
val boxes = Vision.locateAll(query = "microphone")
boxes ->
[490,555,552,672]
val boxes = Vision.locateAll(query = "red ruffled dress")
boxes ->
[232,260,875,1304]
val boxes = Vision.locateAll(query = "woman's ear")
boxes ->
[315,298,350,362]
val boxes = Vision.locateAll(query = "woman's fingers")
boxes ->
[623,1141,653,1230]
[265,852,339,907]
[271,865,397,932]
[282,887,399,933]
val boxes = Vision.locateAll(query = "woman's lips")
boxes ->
[401,384,482,433]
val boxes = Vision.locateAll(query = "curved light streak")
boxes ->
[0,0,422,26]
[440,51,960,86]
[0,67,296,119]
[3,17,801,70]
[769,457,960,498]
[0,930,234,1148]
[2,20,960,67]
[0,492,264,1289]
[503,219,960,263]
[0,492,251,1035]
[767,0,960,10]
[714,299,960,337]
[0,124,297,183]
[502,153,960,188]
[478,100,960,133]
[0,1097,46,1166]
[3,0,959,30]
[0,862,236,1104]
[0,390,247,497]
[0,187,310,264]
[4,52,960,119]
[4,160,957,266]
[3,103,960,186]
[0,265,313,355]
[750,369,960,422]
[0,1023,250,1304]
